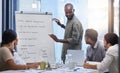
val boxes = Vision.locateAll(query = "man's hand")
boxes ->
[83,62,90,68]
[49,34,59,42]
[52,18,61,26]
[52,18,65,29]
[83,62,97,69]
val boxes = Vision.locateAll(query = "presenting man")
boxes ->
[49,3,83,63]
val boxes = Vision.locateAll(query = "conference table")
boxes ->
[0,67,98,73]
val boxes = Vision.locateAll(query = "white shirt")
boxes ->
[13,52,26,65]
[97,44,118,73]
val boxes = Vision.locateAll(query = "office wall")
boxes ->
[19,0,41,12]
[0,0,2,42]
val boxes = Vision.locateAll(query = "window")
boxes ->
[88,0,108,40]
[114,0,119,36]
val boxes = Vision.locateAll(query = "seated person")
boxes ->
[84,29,105,62]
[83,33,118,73]
[0,29,39,71]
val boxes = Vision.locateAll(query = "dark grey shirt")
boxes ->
[61,15,83,62]
[86,41,105,62]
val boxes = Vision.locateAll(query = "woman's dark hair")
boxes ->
[1,29,17,46]
[104,33,118,45]
[85,29,98,42]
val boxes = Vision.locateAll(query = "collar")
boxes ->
[93,41,99,49]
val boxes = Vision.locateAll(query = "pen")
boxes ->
[73,68,80,71]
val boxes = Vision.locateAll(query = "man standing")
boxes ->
[49,3,83,63]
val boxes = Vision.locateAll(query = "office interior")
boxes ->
[0,0,119,65]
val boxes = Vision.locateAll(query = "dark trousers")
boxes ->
[104,72,109,73]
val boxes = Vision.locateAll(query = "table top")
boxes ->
[0,67,98,73]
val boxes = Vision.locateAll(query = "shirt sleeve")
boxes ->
[2,47,13,62]
[97,49,113,71]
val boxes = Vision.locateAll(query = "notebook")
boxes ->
[67,50,85,66]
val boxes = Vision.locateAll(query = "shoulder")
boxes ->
[106,44,118,56]
[87,45,92,51]
[73,15,81,24]
[0,47,14,62]
[107,44,118,52]
[0,47,9,51]
[0,47,11,54]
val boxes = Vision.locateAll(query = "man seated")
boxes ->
[84,29,105,62]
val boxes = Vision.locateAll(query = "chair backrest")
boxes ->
[67,50,85,66]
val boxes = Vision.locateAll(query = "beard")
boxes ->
[85,41,90,44]
[67,14,74,20]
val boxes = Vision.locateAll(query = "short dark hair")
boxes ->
[65,3,74,9]
[104,33,118,45]
[85,29,98,42]
[1,29,17,46]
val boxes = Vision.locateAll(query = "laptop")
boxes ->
[67,50,85,66]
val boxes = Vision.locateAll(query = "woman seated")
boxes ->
[0,29,39,71]
[83,33,118,73]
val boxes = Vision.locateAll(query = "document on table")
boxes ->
[24,69,42,73]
